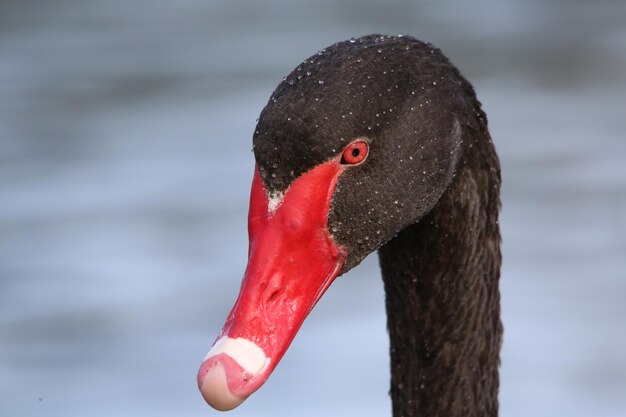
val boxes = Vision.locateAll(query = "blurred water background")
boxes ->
[1,1,625,416]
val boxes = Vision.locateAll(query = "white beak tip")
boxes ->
[198,362,247,411]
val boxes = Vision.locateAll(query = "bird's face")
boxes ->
[198,35,465,411]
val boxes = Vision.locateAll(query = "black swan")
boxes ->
[198,34,502,417]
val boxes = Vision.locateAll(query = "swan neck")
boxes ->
[378,145,502,417]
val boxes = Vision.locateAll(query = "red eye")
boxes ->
[341,140,369,165]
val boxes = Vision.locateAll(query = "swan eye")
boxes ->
[341,140,369,165]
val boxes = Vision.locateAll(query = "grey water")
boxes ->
[1,1,625,416]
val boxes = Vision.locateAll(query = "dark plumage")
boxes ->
[252,34,502,416]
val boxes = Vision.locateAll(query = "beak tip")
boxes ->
[198,361,247,411]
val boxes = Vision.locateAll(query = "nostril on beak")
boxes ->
[266,288,281,303]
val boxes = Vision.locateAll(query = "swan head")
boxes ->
[253,34,468,270]
[198,34,475,410]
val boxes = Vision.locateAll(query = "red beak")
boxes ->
[197,160,347,410]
